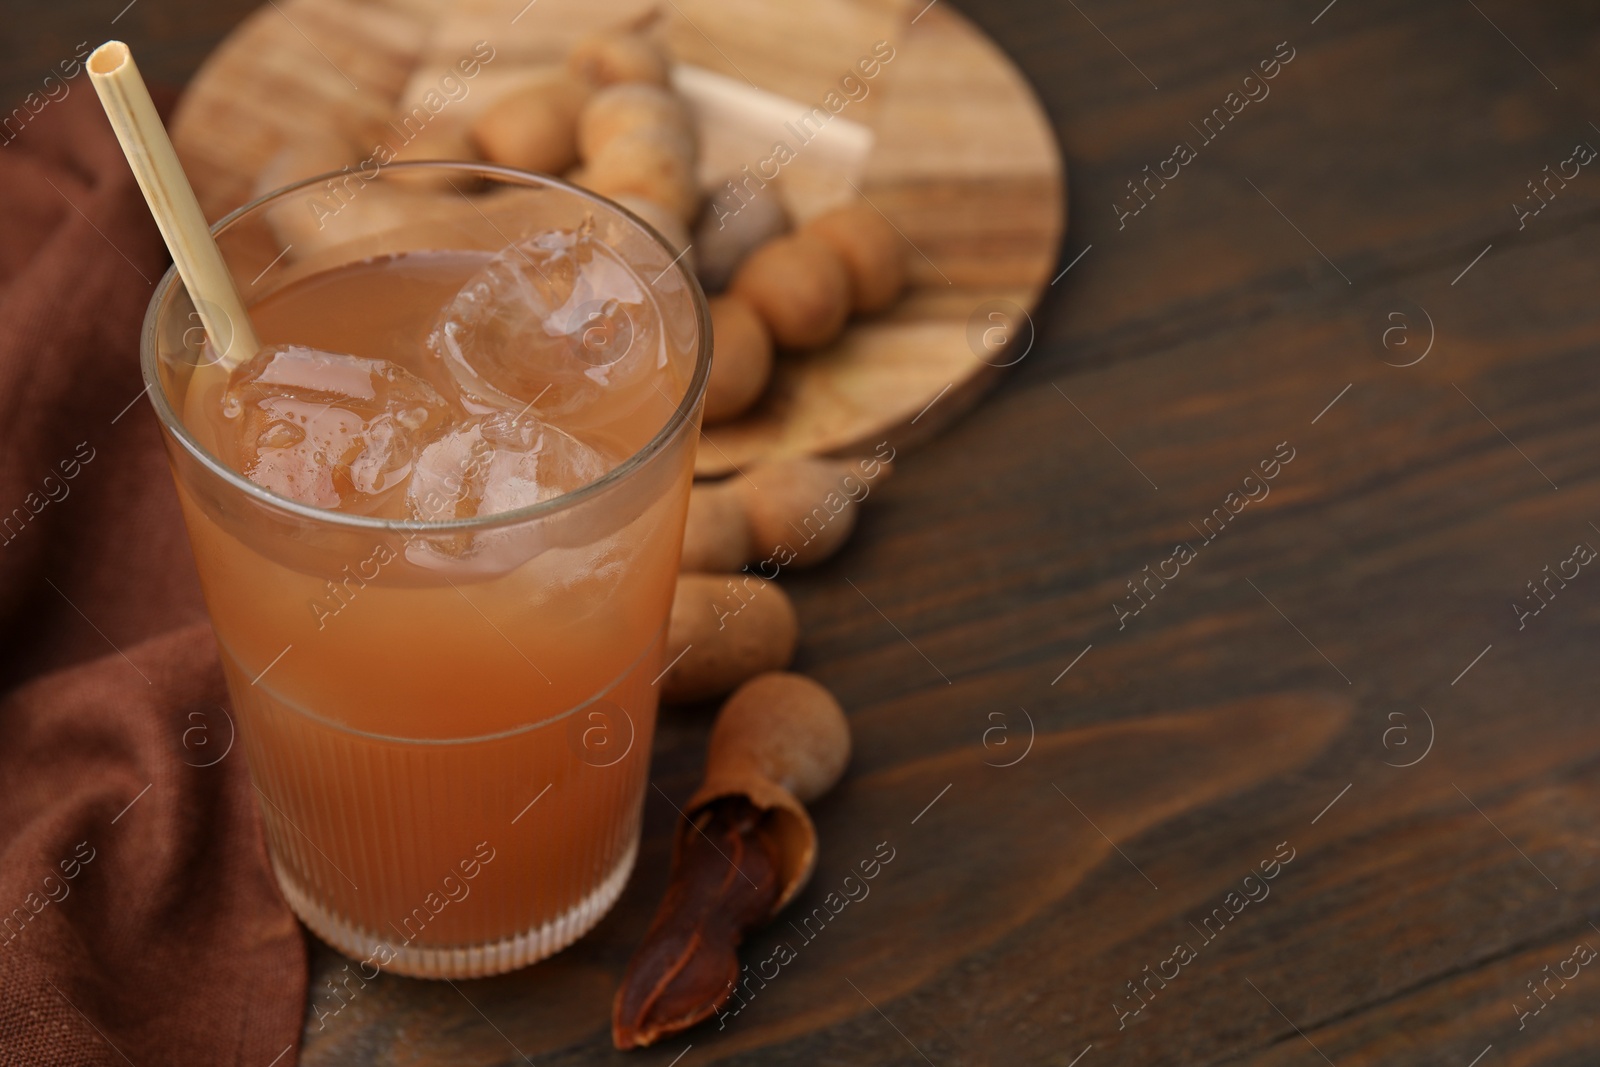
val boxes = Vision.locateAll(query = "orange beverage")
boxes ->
[141,166,708,978]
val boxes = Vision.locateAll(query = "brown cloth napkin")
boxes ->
[0,85,306,1064]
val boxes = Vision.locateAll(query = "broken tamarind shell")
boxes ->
[612,673,850,1048]
[684,673,848,914]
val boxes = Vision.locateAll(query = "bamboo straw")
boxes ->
[88,41,259,371]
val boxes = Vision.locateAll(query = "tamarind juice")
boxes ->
[141,168,708,979]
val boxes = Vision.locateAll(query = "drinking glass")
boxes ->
[140,163,709,978]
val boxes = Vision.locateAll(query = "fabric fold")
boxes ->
[0,85,305,1066]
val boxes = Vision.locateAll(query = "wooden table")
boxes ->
[22,1,1600,1063]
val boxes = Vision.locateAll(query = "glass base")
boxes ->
[274,838,638,979]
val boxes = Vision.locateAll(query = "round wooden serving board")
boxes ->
[171,0,1065,477]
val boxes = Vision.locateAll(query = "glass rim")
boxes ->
[139,160,712,534]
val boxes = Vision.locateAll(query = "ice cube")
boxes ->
[222,345,450,511]
[407,410,611,522]
[426,223,665,418]
[403,410,613,571]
